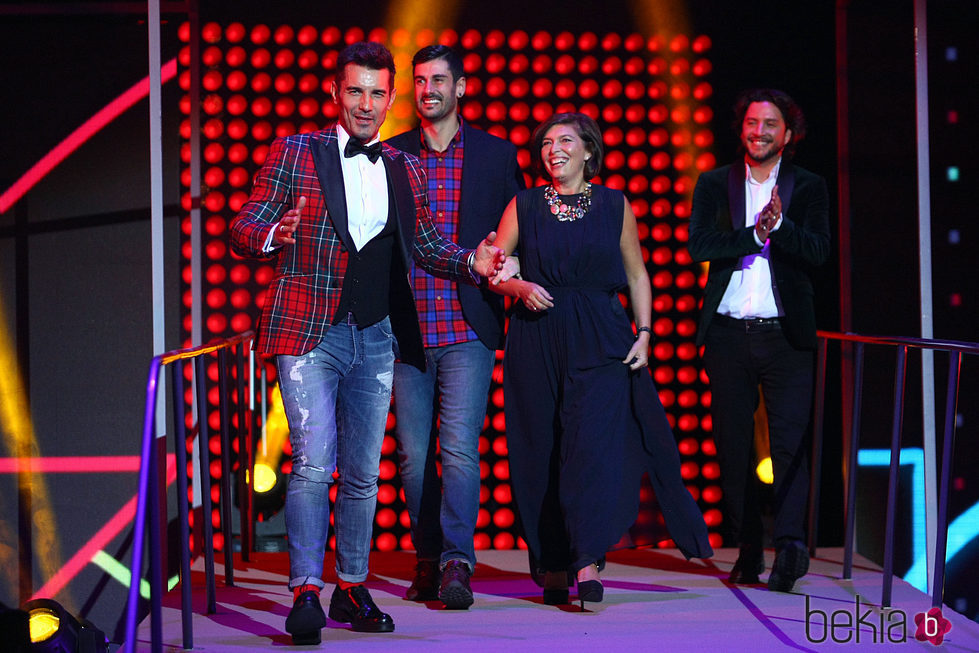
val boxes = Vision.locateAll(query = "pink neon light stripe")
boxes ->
[0,58,178,214]
[0,456,144,473]
[31,454,178,601]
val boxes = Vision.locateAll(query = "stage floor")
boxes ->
[138,547,979,651]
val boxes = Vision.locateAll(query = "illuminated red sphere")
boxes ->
[461,29,481,49]
[531,54,552,74]
[509,54,530,74]
[226,70,247,91]
[531,31,552,50]
[554,31,575,50]
[508,30,529,50]
[578,31,598,50]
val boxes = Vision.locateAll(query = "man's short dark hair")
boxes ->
[411,45,465,82]
[733,88,807,159]
[336,41,396,90]
[531,112,604,180]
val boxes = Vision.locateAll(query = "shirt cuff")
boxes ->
[262,223,281,253]
[466,250,481,283]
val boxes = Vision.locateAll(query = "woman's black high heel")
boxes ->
[577,580,604,606]
[576,562,604,609]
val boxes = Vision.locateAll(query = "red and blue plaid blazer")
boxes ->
[230,123,474,367]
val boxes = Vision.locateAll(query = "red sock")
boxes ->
[293,584,320,600]
[337,580,361,591]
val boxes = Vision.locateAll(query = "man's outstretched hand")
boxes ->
[274,195,305,245]
[473,231,507,278]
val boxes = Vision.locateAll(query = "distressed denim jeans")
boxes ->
[392,339,495,568]
[276,318,395,587]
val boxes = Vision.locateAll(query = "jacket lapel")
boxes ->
[727,163,746,230]
[383,146,414,265]
[776,163,795,215]
[311,128,355,253]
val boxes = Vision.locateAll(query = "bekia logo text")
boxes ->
[806,595,952,645]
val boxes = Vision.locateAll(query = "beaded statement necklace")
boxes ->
[545,182,592,222]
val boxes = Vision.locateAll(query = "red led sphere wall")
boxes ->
[178,22,722,552]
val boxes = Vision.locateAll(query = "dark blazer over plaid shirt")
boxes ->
[385,122,525,351]
[230,123,476,369]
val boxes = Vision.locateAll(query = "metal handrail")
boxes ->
[124,331,257,653]
[810,330,978,608]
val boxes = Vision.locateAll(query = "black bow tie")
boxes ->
[344,139,383,164]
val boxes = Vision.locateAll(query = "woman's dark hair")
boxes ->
[530,112,604,180]
[732,88,806,159]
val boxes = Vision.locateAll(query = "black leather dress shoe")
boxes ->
[768,540,810,593]
[328,585,395,633]
[285,590,326,645]
[728,548,765,584]
[405,560,440,601]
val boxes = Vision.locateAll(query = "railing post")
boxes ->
[194,355,218,613]
[808,337,828,555]
[842,341,864,579]
[170,363,193,649]
[218,347,235,586]
[124,357,162,653]
[933,351,961,608]
[147,394,163,653]
[882,345,908,607]
[235,340,253,559]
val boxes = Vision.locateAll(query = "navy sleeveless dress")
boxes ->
[503,184,713,574]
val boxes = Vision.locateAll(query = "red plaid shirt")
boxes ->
[412,122,479,347]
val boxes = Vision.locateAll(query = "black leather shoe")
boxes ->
[405,560,440,601]
[328,585,395,632]
[439,560,474,609]
[768,540,809,593]
[728,548,765,584]
[285,590,326,645]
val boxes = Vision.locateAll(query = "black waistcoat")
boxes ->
[334,210,397,327]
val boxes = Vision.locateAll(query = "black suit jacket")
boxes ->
[386,121,525,349]
[688,161,830,350]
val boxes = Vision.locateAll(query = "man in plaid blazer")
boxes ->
[230,41,504,645]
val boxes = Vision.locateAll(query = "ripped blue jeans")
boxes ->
[276,317,395,588]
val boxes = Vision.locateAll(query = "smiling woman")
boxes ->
[487,112,713,607]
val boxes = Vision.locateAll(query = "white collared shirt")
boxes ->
[716,157,782,319]
[262,125,390,253]
[336,124,389,252]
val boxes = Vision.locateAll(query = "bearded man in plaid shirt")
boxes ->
[386,45,524,610]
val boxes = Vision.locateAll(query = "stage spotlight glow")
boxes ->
[756,457,774,484]
[253,462,277,493]
[25,599,108,653]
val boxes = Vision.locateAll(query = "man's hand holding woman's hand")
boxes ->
[473,231,507,278]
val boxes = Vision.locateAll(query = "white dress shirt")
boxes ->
[263,124,390,253]
[716,158,783,319]
[336,124,389,251]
